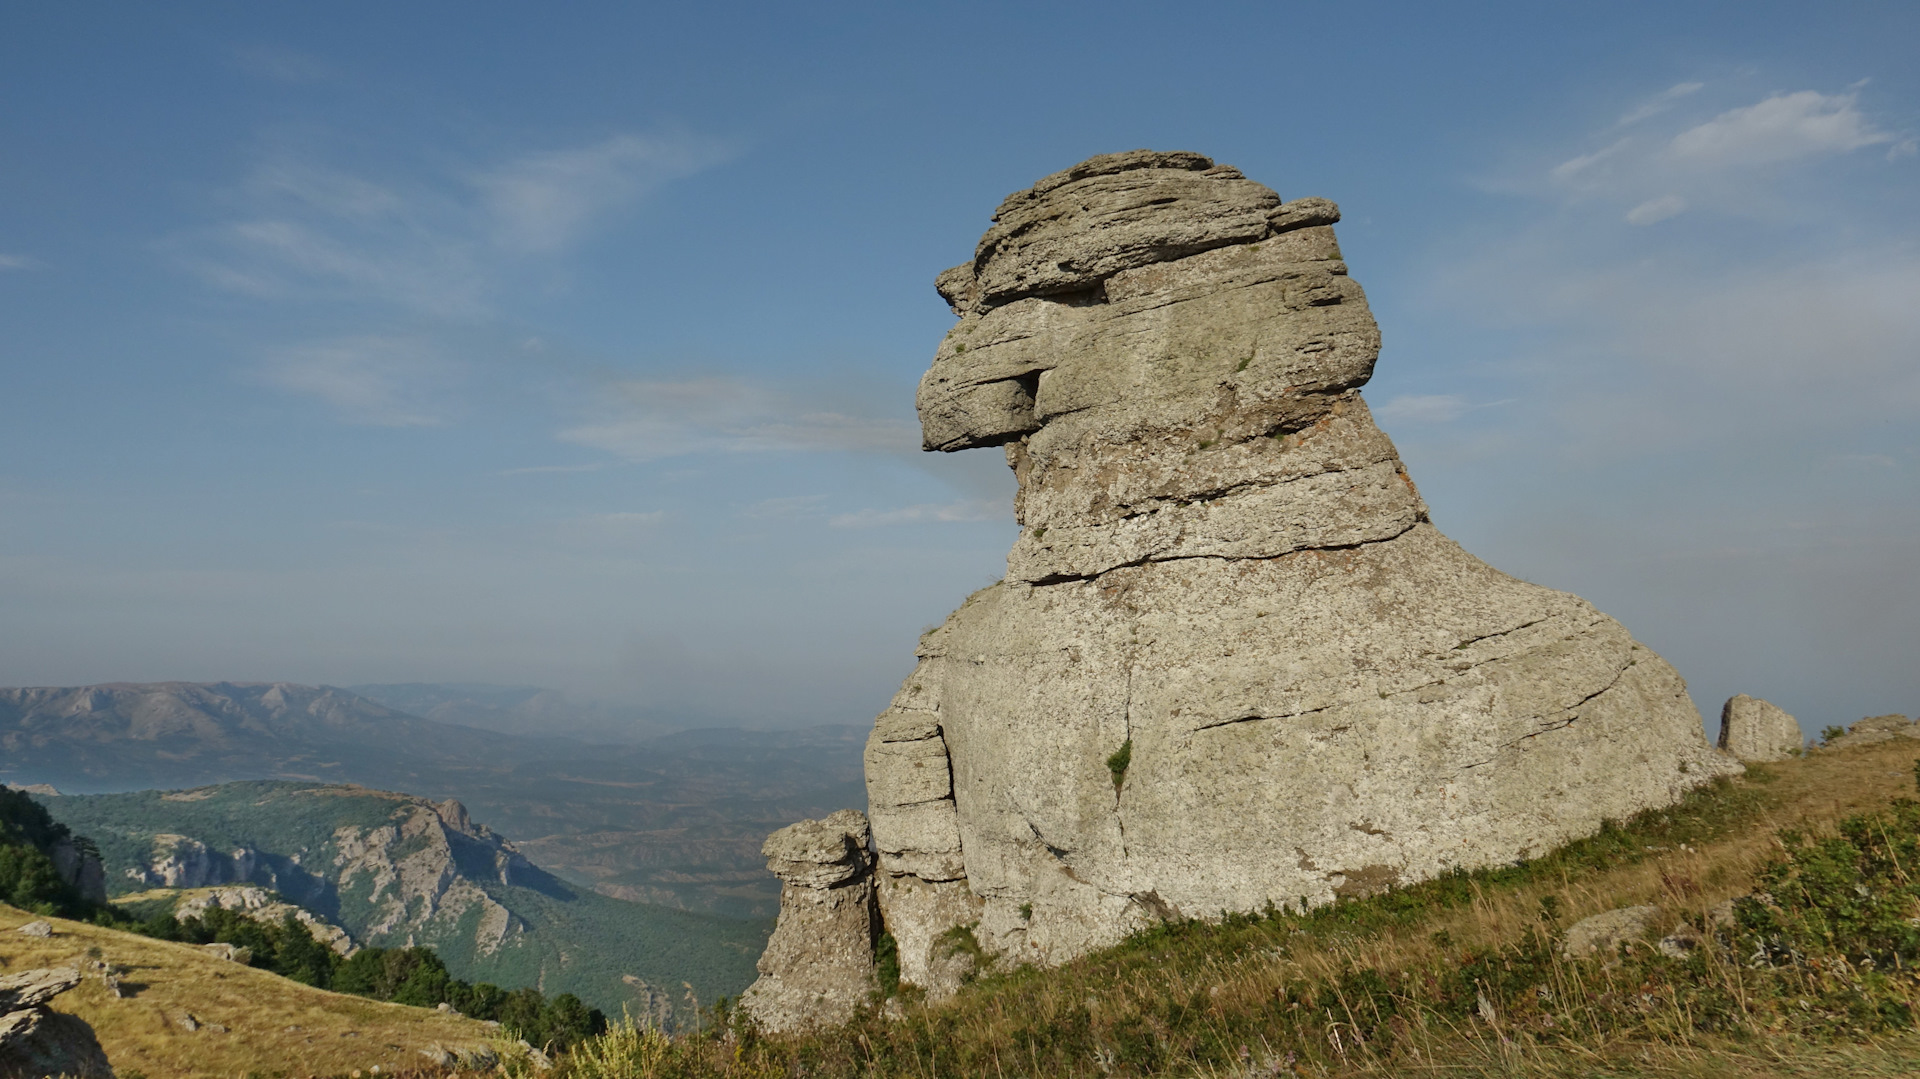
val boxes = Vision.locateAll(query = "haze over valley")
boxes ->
[0,680,865,918]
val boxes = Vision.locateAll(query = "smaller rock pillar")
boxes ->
[1718,695,1803,762]
[739,810,877,1032]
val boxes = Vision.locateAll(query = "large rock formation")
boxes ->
[854,150,1740,989]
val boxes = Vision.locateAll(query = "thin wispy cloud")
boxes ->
[1541,83,1910,225]
[0,253,41,271]
[1375,394,1471,424]
[560,377,918,461]
[178,130,729,426]
[742,495,829,519]
[1436,92,1920,465]
[255,336,457,427]
[829,499,1005,529]
[475,134,728,253]
[499,463,608,477]
[1624,194,1686,225]
[1551,138,1630,181]
[1617,82,1704,127]
[1667,90,1900,168]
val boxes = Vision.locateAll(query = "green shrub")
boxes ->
[873,932,900,997]
[1105,740,1132,790]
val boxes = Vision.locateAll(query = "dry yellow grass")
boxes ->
[0,904,500,1078]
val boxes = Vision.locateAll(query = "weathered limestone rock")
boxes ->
[866,150,1739,984]
[0,968,113,1078]
[739,811,878,1032]
[1562,906,1661,960]
[1717,695,1802,761]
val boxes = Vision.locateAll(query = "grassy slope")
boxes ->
[529,737,1920,1079]
[0,904,499,1079]
[41,781,771,1014]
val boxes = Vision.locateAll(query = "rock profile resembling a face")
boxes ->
[788,151,1740,1005]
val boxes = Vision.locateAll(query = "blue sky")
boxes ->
[2,2,1915,735]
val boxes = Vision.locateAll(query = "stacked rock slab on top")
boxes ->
[799,150,1744,1002]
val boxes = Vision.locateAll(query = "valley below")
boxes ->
[0,681,868,920]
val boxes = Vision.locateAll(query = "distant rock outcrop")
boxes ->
[1717,695,1802,761]
[174,886,358,956]
[815,150,1743,990]
[1822,713,1919,751]
[0,968,113,1078]
[127,833,263,890]
[112,797,527,956]
[738,811,877,1032]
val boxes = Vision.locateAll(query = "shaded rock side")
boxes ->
[739,811,878,1032]
[46,837,107,906]
[0,968,114,1078]
[1718,695,1803,762]
[865,150,1740,983]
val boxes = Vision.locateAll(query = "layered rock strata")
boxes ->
[738,811,878,1031]
[1717,695,1802,762]
[856,150,1740,988]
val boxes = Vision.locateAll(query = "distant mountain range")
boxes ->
[344,682,683,744]
[36,780,766,1019]
[0,681,868,918]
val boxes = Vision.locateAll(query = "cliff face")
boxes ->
[109,789,527,956]
[329,796,525,954]
[860,151,1739,991]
